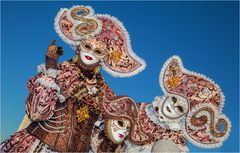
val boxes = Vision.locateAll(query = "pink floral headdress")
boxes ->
[54,5,146,77]
[159,55,231,148]
[102,96,150,145]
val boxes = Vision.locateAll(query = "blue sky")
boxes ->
[1,1,239,152]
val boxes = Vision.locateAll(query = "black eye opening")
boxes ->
[172,96,177,103]
[94,49,102,55]
[154,106,159,112]
[177,106,184,113]
[117,120,124,127]
[166,106,172,113]
[84,44,92,50]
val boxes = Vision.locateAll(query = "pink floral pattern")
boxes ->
[56,61,81,97]
[162,59,222,110]
[26,74,58,121]
[138,103,187,147]
[55,6,146,77]
[59,12,74,40]
[160,56,230,147]
[102,96,150,144]
[0,130,37,152]
[187,127,215,143]
[96,16,143,74]
[103,96,138,121]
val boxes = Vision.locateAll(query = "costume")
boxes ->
[91,97,188,153]
[90,56,231,153]
[0,4,231,153]
[0,5,146,152]
[90,96,140,152]
[156,56,231,148]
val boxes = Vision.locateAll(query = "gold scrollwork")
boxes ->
[70,6,99,36]
[190,107,228,138]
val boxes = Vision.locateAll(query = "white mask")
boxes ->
[153,95,189,122]
[80,51,99,65]
[78,38,108,66]
[106,119,131,144]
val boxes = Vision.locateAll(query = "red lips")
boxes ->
[85,55,93,60]
[118,133,124,138]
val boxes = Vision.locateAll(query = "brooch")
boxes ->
[76,105,90,123]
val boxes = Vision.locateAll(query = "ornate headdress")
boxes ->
[102,96,150,145]
[54,5,146,77]
[159,55,231,148]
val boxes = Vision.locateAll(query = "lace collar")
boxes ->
[145,104,170,129]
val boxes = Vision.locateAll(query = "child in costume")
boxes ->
[0,5,146,152]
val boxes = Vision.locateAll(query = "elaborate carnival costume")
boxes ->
[0,5,146,152]
[90,56,231,153]
[0,5,231,153]
[90,96,139,152]
[141,56,231,151]
[122,56,232,152]
[91,96,189,153]
[157,56,231,148]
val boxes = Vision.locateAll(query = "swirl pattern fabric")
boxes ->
[159,56,231,148]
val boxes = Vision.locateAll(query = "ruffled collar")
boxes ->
[145,104,170,129]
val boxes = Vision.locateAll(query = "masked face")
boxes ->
[153,95,189,122]
[106,118,131,144]
[78,38,108,65]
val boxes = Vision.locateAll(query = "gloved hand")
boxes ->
[46,40,63,69]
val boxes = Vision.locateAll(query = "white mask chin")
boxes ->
[80,51,99,65]
[106,119,130,144]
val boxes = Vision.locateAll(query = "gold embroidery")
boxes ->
[94,66,100,74]
[191,107,228,138]
[168,76,181,89]
[70,6,99,36]
[76,105,90,123]
[73,87,88,101]
[73,54,79,63]
[109,50,122,62]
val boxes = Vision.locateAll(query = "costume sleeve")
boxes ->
[26,67,65,121]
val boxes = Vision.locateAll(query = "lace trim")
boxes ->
[145,104,169,129]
